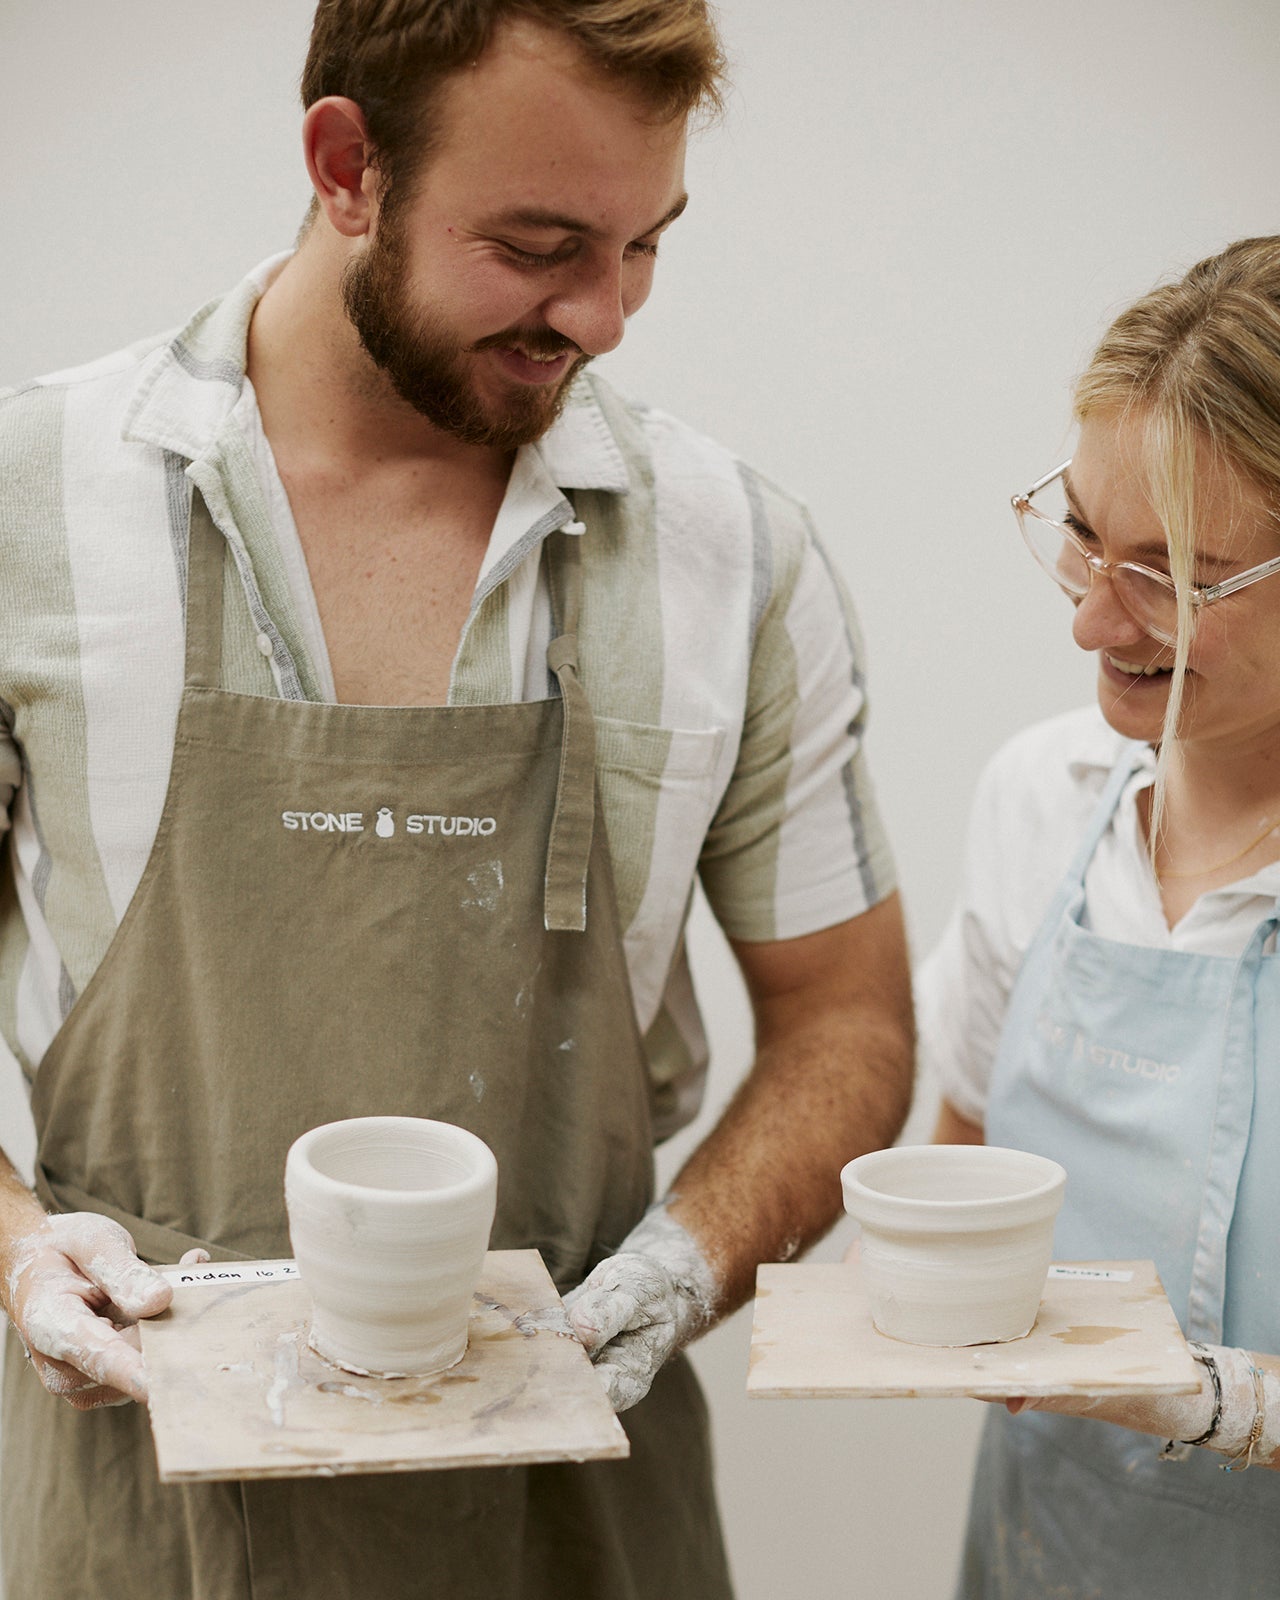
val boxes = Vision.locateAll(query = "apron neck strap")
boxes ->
[543,524,595,933]
[1064,739,1149,890]
[184,489,226,691]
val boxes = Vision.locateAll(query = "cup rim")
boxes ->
[286,1116,497,1205]
[841,1143,1065,1217]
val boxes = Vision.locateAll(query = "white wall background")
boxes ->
[2,2,1279,1594]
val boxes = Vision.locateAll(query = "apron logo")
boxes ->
[280,809,498,840]
[405,815,497,837]
[1039,1015,1182,1085]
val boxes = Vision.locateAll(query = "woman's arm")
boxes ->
[927,1107,1279,1470]
[1009,1346,1280,1471]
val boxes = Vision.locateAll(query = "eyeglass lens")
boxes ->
[1020,476,1178,641]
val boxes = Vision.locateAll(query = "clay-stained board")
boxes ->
[748,1260,1201,1400]
[140,1249,628,1482]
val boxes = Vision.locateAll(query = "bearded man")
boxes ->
[0,4,913,1596]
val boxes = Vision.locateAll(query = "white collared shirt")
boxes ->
[919,704,1280,1125]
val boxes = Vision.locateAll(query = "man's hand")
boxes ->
[563,1205,717,1412]
[2,1213,173,1410]
[567,900,912,1411]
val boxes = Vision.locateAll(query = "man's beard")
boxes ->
[341,212,589,450]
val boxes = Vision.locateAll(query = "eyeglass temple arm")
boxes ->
[1014,460,1072,508]
[1204,550,1280,601]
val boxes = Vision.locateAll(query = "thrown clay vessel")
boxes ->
[285,1116,498,1376]
[841,1144,1066,1346]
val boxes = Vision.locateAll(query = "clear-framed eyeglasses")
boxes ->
[1013,460,1280,647]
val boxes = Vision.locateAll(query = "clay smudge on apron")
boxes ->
[462,861,505,911]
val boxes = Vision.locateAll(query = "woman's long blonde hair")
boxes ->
[1073,236,1280,846]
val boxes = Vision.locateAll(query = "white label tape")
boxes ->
[1047,1265,1134,1283]
[159,1259,299,1287]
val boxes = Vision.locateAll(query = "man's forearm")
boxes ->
[668,897,914,1317]
[0,1150,46,1294]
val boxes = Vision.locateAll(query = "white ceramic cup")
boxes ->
[285,1116,498,1377]
[841,1144,1066,1346]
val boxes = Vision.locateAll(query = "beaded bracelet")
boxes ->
[1158,1341,1222,1461]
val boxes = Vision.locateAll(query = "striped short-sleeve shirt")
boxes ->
[0,258,895,1140]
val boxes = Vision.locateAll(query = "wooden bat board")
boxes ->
[140,1249,628,1481]
[748,1260,1202,1400]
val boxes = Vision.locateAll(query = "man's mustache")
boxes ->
[470,327,584,359]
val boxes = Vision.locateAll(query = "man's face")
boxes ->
[342,20,689,449]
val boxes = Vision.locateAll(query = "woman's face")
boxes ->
[1067,410,1280,756]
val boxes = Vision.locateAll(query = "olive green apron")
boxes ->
[1,492,733,1600]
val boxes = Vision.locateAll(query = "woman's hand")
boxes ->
[1004,1344,1280,1471]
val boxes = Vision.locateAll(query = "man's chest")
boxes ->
[285,477,503,708]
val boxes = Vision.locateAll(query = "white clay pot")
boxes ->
[285,1116,498,1377]
[841,1144,1066,1346]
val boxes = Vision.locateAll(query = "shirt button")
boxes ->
[255,632,274,657]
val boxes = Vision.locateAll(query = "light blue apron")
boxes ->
[959,742,1280,1600]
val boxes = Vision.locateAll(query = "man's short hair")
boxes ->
[302,0,726,204]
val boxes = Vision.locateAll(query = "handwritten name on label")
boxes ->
[159,1261,299,1287]
[1047,1266,1134,1283]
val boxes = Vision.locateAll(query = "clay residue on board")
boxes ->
[473,1292,575,1341]
[316,1378,445,1408]
[264,1325,304,1426]
[513,1302,576,1340]
[1051,1325,1130,1346]
[261,1440,336,1460]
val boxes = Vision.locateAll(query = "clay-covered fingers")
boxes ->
[29,1347,138,1411]
[44,1214,172,1321]
[563,1254,684,1412]
[9,1213,171,1407]
[21,1265,156,1405]
[563,1254,676,1352]
[588,1330,674,1413]
[563,1211,720,1413]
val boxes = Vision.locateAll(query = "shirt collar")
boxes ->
[121,254,633,496]
[533,374,630,493]
[121,255,288,460]
[1068,706,1156,784]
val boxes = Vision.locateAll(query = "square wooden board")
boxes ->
[140,1249,628,1482]
[748,1260,1201,1399]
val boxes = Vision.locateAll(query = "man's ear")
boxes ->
[303,97,378,238]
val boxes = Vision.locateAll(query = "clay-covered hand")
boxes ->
[2,1213,173,1410]
[563,1204,718,1413]
[1007,1342,1280,1468]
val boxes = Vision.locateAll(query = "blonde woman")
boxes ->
[921,237,1280,1598]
